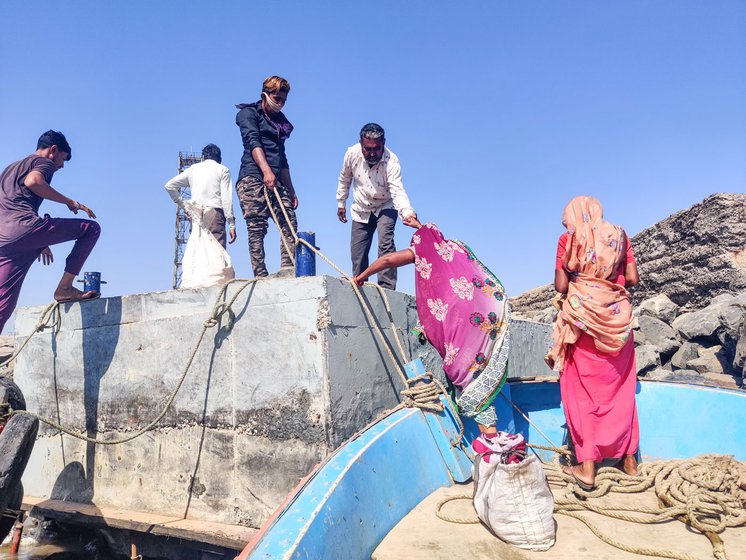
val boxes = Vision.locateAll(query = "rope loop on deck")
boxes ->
[437,452,744,560]
[546,452,746,560]
[433,393,745,560]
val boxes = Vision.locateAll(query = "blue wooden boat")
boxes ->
[236,360,746,560]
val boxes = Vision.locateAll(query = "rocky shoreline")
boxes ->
[634,292,745,388]
[511,193,746,389]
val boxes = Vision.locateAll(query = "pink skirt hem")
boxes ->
[560,333,639,463]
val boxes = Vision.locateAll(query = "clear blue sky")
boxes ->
[1,1,745,333]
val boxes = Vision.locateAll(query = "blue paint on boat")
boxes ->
[242,379,746,559]
[635,381,746,461]
[403,359,473,482]
[245,408,452,560]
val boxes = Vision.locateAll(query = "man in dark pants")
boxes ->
[336,123,416,290]
[0,130,101,333]
[235,76,298,277]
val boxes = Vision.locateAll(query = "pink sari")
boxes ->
[410,224,509,390]
[547,196,639,462]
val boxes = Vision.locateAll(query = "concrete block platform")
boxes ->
[13,276,435,532]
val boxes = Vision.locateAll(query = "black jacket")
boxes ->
[235,101,291,182]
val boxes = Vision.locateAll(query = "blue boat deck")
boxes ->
[240,379,746,560]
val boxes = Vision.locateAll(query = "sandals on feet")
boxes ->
[562,465,595,491]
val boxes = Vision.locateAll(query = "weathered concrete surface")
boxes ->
[506,320,554,379]
[13,277,555,530]
[14,277,430,529]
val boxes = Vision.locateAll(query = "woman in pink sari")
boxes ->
[354,215,511,435]
[545,196,640,489]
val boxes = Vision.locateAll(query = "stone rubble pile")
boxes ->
[634,292,746,388]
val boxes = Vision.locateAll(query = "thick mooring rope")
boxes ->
[433,388,746,560]
[263,187,296,269]
[0,302,61,369]
[437,432,744,560]
[437,454,744,559]
[8,279,256,445]
[549,454,746,560]
[264,187,467,446]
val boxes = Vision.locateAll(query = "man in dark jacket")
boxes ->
[235,76,298,277]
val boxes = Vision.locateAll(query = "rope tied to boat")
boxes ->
[400,373,445,413]
[264,187,467,447]
[5,189,465,447]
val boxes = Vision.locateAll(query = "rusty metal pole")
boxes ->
[130,530,142,560]
[9,513,23,555]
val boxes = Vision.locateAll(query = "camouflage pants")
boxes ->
[236,176,297,277]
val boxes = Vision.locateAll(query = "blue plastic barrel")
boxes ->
[295,232,316,277]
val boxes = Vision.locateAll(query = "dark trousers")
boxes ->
[0,216,101,332]
[351,208,398,290]
[236,176,297,277]
[203,208,227,248]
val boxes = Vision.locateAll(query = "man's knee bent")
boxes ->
[83,220,101,241]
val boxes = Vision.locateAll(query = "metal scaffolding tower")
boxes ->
[172,152,201,289]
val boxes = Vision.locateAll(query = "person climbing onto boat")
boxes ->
[545,195,640,490]
[0,130,101,333]
[353,215,511,437]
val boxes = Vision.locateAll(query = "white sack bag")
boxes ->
[181,201,235,289]
[472,453,556,551]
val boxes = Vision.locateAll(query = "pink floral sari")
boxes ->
[410,224,511,425]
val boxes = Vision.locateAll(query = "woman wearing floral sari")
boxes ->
[546,196,640,490]
[353,215,511,437]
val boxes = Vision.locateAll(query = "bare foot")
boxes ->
[54,286,99,303]
[562,463,595,490]
[621,454,639,477]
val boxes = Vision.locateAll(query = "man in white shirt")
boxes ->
[336,123,416,290]
[165,144,236,247]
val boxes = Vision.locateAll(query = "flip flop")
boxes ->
[55,290,100,304]
[562,465,595,491]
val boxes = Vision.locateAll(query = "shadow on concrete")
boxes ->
[80,297,122,502]
[49,462,89,501]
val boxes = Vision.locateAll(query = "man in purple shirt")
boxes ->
[0,130,101,333]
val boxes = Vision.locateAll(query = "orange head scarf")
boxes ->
[545,196,633,372]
